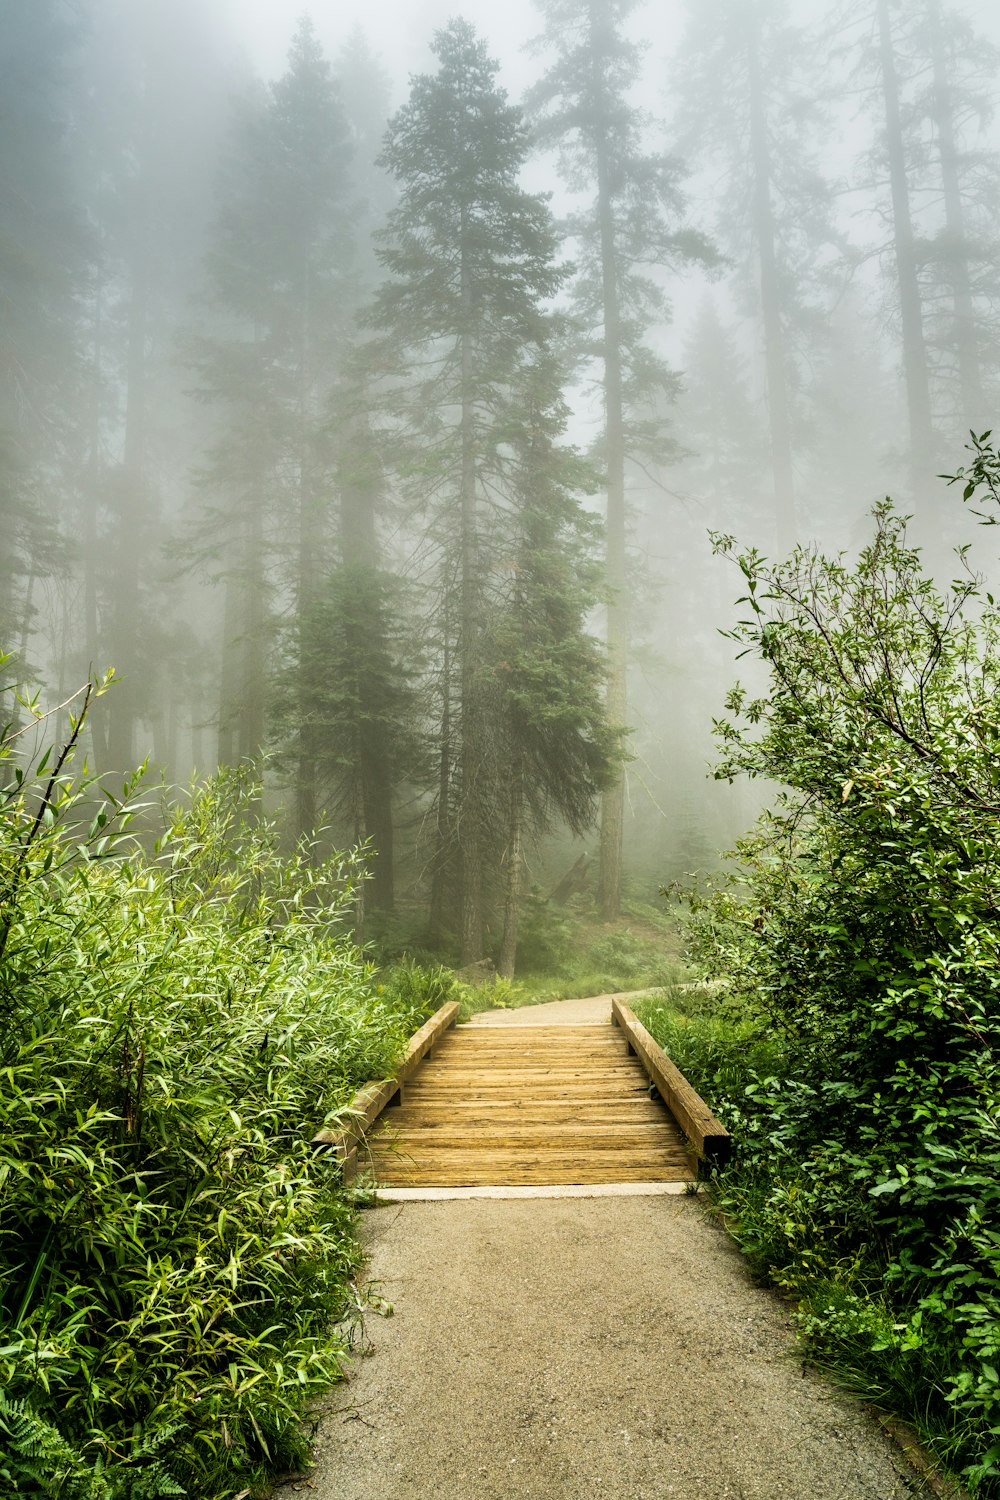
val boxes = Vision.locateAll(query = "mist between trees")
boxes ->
[5,0,1000,968]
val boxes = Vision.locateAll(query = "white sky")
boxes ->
[220,0,1000,97]
[221,0,686,101]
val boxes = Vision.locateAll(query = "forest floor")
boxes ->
[293,997,934,1500]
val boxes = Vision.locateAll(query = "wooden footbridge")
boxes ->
[316,997,729,1193]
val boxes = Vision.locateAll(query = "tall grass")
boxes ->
[0,678,431,1498]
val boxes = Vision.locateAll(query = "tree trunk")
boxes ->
[340,402,395,911]
[295,253,318,841]
[458,250,483,964]
[362,720,395,911]
[497,759,525,980]
[746,3,797,553]
[877,0,936,509]
[353,762,367,946]
[239,498,267,764]
[594,29,627,923]
[106,231,149,775]
[83,282,110,770]
[8,568,35,744]
[926,0,982,427]
[429,598,453,945]
[217,561,240,766]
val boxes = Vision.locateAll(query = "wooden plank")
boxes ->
[376,1123,677,1144]
[312,999,460,1158]
[611,999,730,1165]
[432,1048,627,1061]
[434,1055,628,1066]
[441,1033,624,1044]
[388,1105,667,1124]
[404,1088,654,1104]
[433,1041,625,1048]
[369,1149,693,1170]
[457,1023,610,1032]
[370,1157,695,1187]
[406,1067,648,1081]
[373,1171,692,1187]
[411,1082,643,1091]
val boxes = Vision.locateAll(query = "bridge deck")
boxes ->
[366,1022,696,1187]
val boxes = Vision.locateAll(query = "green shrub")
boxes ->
[664,475,1000,1492]
[0,671,426,1498]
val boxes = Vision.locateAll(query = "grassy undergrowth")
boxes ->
[370,892,685,1012]
[0,688,434,1500]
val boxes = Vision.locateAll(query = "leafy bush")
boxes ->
[661,475,1000,1491]
[0,672,430,1498]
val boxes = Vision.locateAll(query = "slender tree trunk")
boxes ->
[746,4,797,552]
[926,0,982,426]
[594,43,627,923]
[241,499,266,763]
[340,402,395,911]
[458,251,483,964]
[296,256,319,840]
[191,701,208,780]
[353,762,367,945]
[877,0,936,507]
[107,230,149,774]
[83,282,110,769]
[497,757,524,980]
[429,594,453,945]
[217,563,240,766]
[5,569,36,748]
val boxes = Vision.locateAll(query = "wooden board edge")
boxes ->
[312,1000,460,1161]
[611,998,731,1166]
[398,1000,461,1081]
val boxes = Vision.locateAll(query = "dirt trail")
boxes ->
[464,989,643,1026]
[300,998,927,1500]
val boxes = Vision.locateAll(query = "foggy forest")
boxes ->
[4,0,1000,1496]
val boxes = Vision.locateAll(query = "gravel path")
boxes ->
[299,995,925,1500]
[307,1198,924,1500]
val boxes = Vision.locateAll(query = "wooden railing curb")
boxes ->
[611,997,731,1167]
[313,1000,461,1173]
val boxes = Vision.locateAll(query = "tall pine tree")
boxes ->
[0,1,85,700]
[370,19,613,961]
[674,0,838,551]
[528,0,714,919]
[488,356,618,976]
[194,20,356,812]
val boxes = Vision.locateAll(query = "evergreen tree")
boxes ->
[370,19,600,962]
[854,0,937,509]
[839,0,1000,511]
[334,26,396,274]
[288,363,422,913]
[297,34,411,909]
[194,20,356,810]
[72,0,233,774]
[674,0,837,552]
[488,358,618,976]
[892,0,1000,442]
[671,296,770,534]
[528,0,714,920]
[0,1,86,694]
